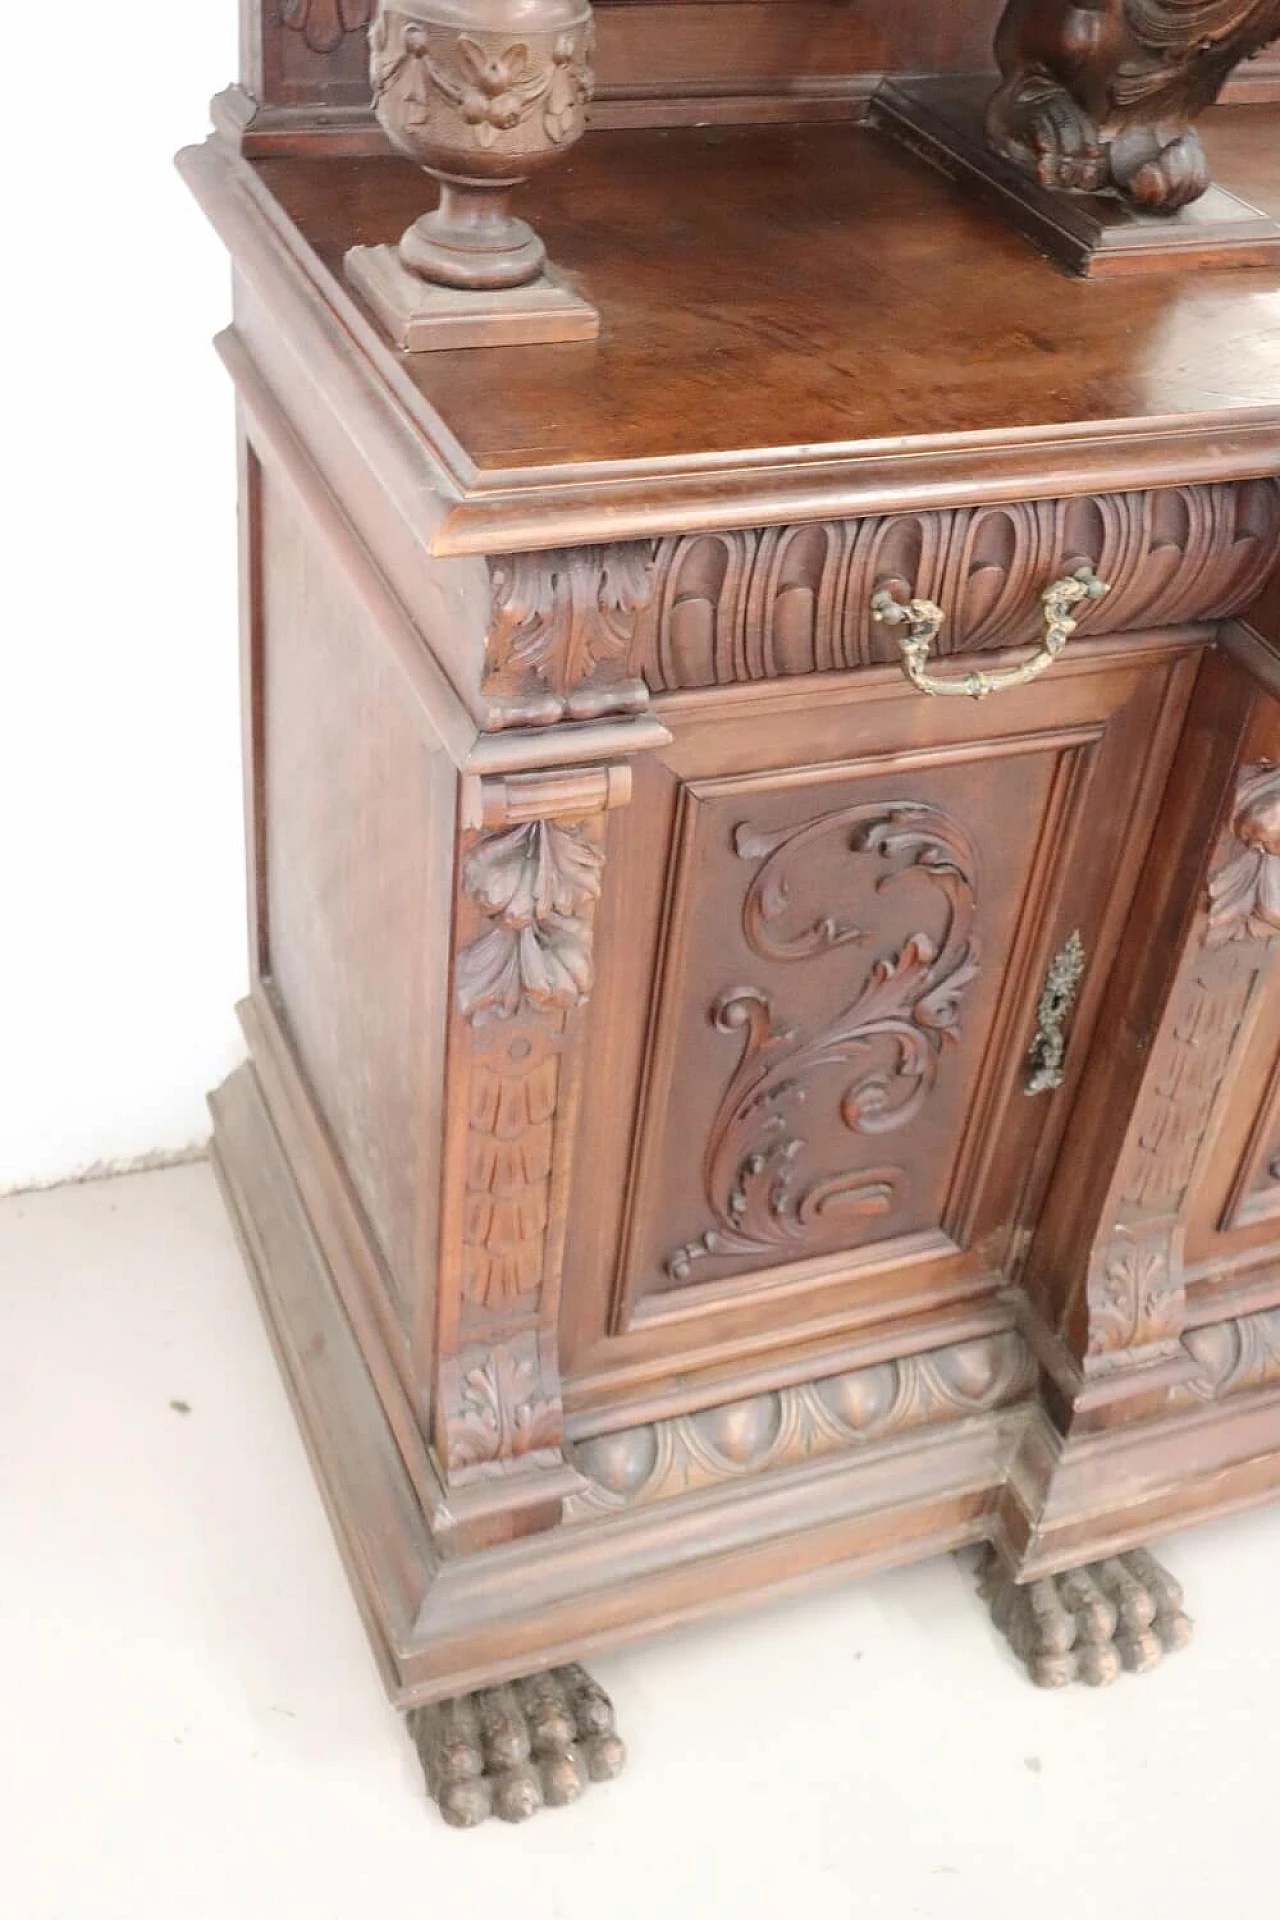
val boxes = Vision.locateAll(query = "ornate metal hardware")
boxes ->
[1025,930,1086,1096]
[871,566,1111,700]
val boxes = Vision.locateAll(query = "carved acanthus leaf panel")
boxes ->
[667,802,980,1281]
[483,544,655,730]
[436,768,626,1490]
[629,482,1280,694]
[1083,763,1280,1372]
[444,1333,562,1476]
[566,1331,1034,1516]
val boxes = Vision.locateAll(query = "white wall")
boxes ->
[2,12,248,1191]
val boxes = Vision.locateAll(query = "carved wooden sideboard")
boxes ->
[186,0,1280,1827]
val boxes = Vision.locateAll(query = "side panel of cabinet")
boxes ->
[254,441,457,1367]
[561,636,1202,1419]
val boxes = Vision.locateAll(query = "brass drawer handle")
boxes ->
[871,566,1110,700]
[1025,930,1086,1096]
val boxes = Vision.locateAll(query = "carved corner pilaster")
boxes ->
[1075,762,1280,1386]
[432,761,631,1540]
[481,544,656,732]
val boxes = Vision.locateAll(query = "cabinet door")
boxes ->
[562,637,1202,1415]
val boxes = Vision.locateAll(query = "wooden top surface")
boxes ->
[253,107,1280,550]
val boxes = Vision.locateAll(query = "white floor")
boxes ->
[3,1164,1277,1918]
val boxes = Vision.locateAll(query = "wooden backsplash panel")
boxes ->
[243,0,1279,126]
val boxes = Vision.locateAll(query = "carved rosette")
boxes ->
[1082,763,1280,1375]
[483,545,656,731]
[566,1331,1034,1516]
[436,767,626,1493]
[368,0,594,291]
[987,0,1280,210]
[668,801,980,1282]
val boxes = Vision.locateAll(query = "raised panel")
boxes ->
[561,637,1202,1413]
[623,745,1072,1307]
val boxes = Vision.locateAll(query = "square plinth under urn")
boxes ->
[871,76,1280,278]
[345,244,600,351]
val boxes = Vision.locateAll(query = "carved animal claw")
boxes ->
[410,1665,625,1827]
[978,1545,1193,1688]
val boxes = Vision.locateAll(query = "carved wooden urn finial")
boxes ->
[369,0,594,289]
[346,0,599,347]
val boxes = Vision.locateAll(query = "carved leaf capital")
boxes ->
[446,1340,561,1475]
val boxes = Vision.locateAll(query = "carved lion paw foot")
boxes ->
[986,80,1108,194]
[1113,130,1212,213]
[978,1546,1193,1687]
[409,1664,626,1827]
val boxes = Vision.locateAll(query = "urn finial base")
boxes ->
[400,181,546,291]
[348,0,599,350]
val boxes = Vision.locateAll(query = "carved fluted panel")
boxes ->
[626,482,1280,695]
[565,1331,1034,1516]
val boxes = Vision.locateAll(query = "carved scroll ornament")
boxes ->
[668,801,980,1282]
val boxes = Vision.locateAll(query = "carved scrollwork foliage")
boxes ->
[483,545,655,730]
[446,1335,561,1476]
[457,819,605,1025]
[667,802,981,1281]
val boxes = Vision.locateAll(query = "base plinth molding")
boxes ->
[977,1545,1193,1688]
[409,1665,625,1827]
[345,244,600,351]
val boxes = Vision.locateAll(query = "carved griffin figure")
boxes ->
[987,0,1280,209]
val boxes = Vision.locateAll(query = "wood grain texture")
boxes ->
[258,462,456,1347]
[242,108,1280,553]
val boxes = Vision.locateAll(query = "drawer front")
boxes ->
[561,633,1203,1413]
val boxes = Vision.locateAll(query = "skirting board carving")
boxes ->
[566,1331,1036,1516]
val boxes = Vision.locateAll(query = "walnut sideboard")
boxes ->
[184,0,1280,1829]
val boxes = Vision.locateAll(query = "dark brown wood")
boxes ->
[189,111,1280,551]
[985,0,1280,212]
[187,12,1280,1824]
[234,0,1280,141]
[873,75,1280,275]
